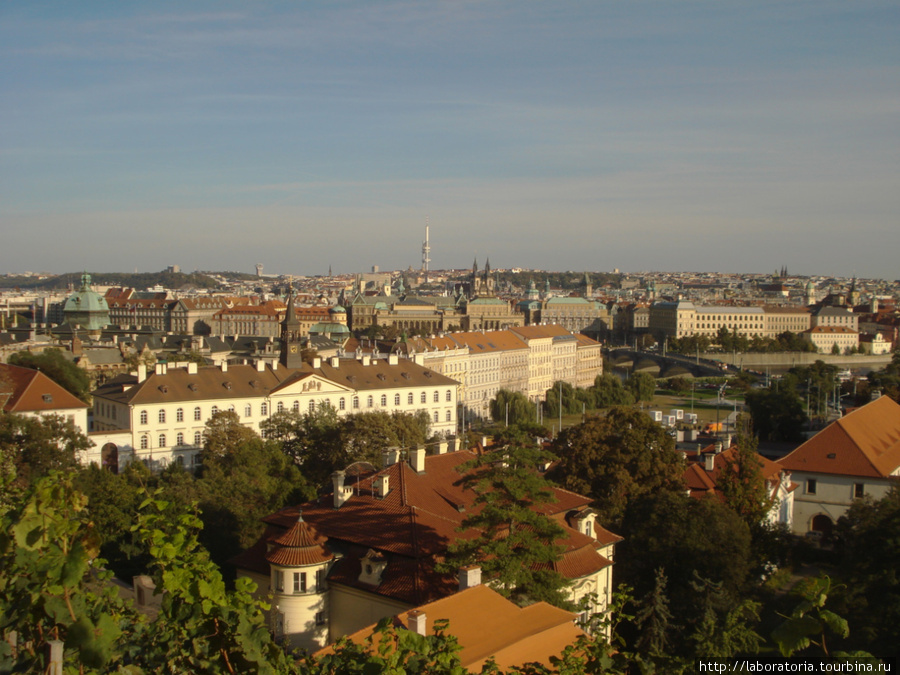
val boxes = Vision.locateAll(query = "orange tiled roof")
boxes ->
[0,363,89,413]
[244,450,614,606]
[315,584,584,671]
[779,396,900,478]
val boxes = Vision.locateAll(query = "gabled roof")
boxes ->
[683,445,796,502]
[316,584,585,671]
[778,396,900,478]
[246,450,612,606]
[0,363,89,413]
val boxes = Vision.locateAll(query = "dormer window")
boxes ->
[42,394,53,403]
[358,549,387,586]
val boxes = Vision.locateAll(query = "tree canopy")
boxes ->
[441,443,570,608]
[8,348,92,402]
[547,408,684,525]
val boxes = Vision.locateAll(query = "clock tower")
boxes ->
[280,289,304,369]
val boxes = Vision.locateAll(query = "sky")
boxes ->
[1,1,898,279]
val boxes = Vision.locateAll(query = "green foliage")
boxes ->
[491,389,539,426]
[0,411,90,487]
[624,372,655,402]
[261,406,431,488]
[832,488,900,656]
[8,348,92,402]
[771,576,858,659]
[0,472,137,672]
[130,493,295,674]
[591,373,634,408]
[547,408,684,525]
[633,568,673,658]
[617,490,753,652]
[441,444,571,608]
[305,617,469,674]
[717,434,774,527]
[202,409,261,459]
[744,386,807,441]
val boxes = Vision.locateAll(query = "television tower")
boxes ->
[422,217,432,282]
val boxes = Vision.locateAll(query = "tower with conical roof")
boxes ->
[280,289,304,369]
[265,511,335,650]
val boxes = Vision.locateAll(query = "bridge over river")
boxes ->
[609,349,891,378]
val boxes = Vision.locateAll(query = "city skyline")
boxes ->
[2,2,898,278]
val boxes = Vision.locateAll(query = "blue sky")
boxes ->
[2,1,898,278]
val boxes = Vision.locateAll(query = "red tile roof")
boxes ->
[0,363,89,413]
[242,449,616,606]
[779,396,900,478]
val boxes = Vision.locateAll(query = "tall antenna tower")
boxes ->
[422,217,432,282]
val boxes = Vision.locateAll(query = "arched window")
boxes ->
[339,398,346,411]
[176,432,184,445]
[245,404,252,417]
[211,406,219,416]
[261,402,268,416]
[158,434,166,447]
[140,410,148,425]
[309,400,316,413]
[277,402,284,413]
[367,396,373,408]
[433,411,438,423]
[408,393,414,405]
[158,409,166,424]
[446,410,452,422]
[194,431,202,445]
[228,405,235,414]
[446,390,452,402]
[293,401,300,413]
[352,396,359,409]
[381,394,387,407]
[433,391,439,403]
[176,456,184,467]
[421,392,427,404]
[194,406,202,421]
[394,394,401,406]
[140,435,149,450]
[176,408,184,422]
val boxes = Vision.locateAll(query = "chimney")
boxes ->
[221,361,228,373]
[256,360,265,372]
[137,364,147,383]
[458,565,482,591]
[481,435,490,448]
[388,353,399,365]
[704,453,716,472]
[410,445,426,473]
[407,610,427,636]
[332,471,352,509]
[330,356,340,367]
[188,362,198,375]
[374,474,390,498]
[382,447,400,468]
[312,357,321,368]
[724,434,733,449]
[413,354,425,366]
[436,440,448,455]
[714,441,723,454]
[155,363,166,376]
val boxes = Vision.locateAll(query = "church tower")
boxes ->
[583,271,593,298]
[280,289,304,369]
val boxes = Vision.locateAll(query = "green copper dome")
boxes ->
[63,272,110,331]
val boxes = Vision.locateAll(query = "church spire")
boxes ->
[280,288,304,369]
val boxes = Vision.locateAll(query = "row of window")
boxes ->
[139,390,456,425]
[140,431,203,449]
